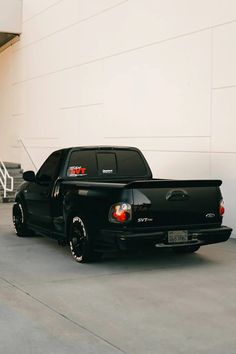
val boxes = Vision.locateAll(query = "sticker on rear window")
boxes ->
[102,169,113,174]
[68,166,87,177]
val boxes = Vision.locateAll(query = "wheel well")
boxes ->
[66,212,85,241]
[65,211,98,242]
[66,211,103,261]
[15,196,25,208]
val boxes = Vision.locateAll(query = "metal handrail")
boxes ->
[0,161,14,198]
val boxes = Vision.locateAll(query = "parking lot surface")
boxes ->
[0,203,236,354]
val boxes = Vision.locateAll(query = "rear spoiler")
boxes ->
[125,179,222,189]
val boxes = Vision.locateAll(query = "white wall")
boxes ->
[0,0,236,234]
[0,0,22,33]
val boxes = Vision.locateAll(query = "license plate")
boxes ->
[168,230,188,243]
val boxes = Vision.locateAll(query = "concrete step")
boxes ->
[0,181,24,190]
[8,177,23,184]
[0,162,23,203]
[3,169,23,176]
[0,189,22,196]
[3,162,21,169]
[0,190,16,196]
[0,196,15,203]
[0,195,16,203]
[2,163,23,174]
[6,169,24,176]
[13,182,24,188]
[0,180,23,188]
[0,196,16,203]
[1,176,23,180]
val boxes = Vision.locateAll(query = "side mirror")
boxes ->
[23,170,36,182]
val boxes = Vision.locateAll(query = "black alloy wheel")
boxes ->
[12,202,33,237]
[69,216,102,263]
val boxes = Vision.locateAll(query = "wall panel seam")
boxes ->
[142,150,236,154]
[16,16,236,54]
[18,0,129,52]
[104,136,211,139]
[23,0,64,23]
[13,17,236,85]
[213,84,236,90]
[60,103,103,110]
[210,28,213,178]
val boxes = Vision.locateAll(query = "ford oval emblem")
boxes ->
[206,213,215,218]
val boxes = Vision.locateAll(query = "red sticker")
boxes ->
[68,166,87,176]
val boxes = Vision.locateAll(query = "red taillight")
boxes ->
[113,210,129,222]
[219,200,225,216]
[109,203,132,223]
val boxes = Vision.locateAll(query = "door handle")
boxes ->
[166,189,189,201]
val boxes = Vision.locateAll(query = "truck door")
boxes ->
[26,150,62,231]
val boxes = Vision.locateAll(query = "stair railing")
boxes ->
[0,161,14,198]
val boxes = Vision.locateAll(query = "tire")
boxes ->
[173,245,200,253]
[69,216,102,263]
[12,201,34,237]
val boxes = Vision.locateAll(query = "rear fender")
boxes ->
[63,187,133,239]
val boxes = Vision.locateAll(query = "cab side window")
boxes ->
[37,151,62,183]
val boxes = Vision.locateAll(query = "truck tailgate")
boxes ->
[127,180,222,228]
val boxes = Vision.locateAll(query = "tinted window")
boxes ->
[97,153,117,176]
[67,149,148,178]
[116,150,147,176]
[37,151,62,182]
[67,150,97,177]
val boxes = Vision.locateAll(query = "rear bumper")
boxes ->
[99,226,232,252]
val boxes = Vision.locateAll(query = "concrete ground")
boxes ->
[0,203,236,354]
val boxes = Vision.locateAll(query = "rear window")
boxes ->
[116,150,147,176]
[67,149,148,178]
[67,150,97,177]
[97,153,117,176]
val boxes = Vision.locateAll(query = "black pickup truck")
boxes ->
[13,146,232,263]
